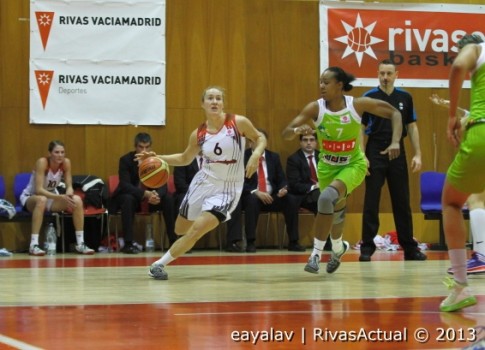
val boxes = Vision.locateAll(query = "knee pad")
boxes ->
[333,207,346,225]
[318,186,339,214]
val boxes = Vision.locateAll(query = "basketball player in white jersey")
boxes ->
[137,86,266,280]
[20,140,94,256]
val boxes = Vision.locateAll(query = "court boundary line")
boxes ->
[0,334,44,350]
[174,309,472,316]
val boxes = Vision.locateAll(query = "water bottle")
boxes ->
[45,223,57,256]
[145,223,155,252]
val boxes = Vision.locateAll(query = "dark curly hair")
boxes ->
[457,34,484,49]
[324,67,356,92]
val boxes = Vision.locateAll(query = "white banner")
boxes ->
[30,0,166,125]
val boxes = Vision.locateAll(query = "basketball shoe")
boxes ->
[440,277,477,312]
[29,245,46,256]
[304,254,320,274]
[149,263,168,280]
[447,252,485,275]
[75,243,95,255]
[326,241,349,274]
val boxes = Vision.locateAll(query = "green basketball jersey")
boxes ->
[313,95,364,166]
[469,43,485,123]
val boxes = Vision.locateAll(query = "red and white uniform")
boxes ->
[179,114,245,221]
[20,158,64,210]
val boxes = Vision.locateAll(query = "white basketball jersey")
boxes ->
[23,158,64,195]
[197,114,246,183]
[178,114,246,221]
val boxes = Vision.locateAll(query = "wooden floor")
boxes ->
[1,249,484,350]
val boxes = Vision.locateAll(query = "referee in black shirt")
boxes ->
[359,59,427,262]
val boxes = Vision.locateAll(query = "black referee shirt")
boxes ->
[362,86,417,141]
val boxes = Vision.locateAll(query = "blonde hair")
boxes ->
[201,86,225,102]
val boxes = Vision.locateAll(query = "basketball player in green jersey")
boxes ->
[282,67,402,275]
[430,93,485,276]
[439,33,485,312]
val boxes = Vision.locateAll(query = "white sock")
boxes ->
[75,231,84,245]
[155,251,175,267]
[331,236,343,254]
[30,234,39,247]
[311,238,325,259]
[449,249,467,285]
[470,208,485,256]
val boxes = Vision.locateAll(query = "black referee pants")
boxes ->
[361,139,418,254]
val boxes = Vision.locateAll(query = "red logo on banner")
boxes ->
[35,70,54,109]
[35,12,55,50]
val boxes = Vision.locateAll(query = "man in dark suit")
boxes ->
[286,133,331,251]
[286,133,320,213]
[226,130,305,253]
[172,154,203,252]
[173,153,203,212]
[109,133,176,254]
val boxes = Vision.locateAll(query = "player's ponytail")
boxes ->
[325,67,355,92]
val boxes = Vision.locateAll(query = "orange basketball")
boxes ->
[139,157,170,189]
